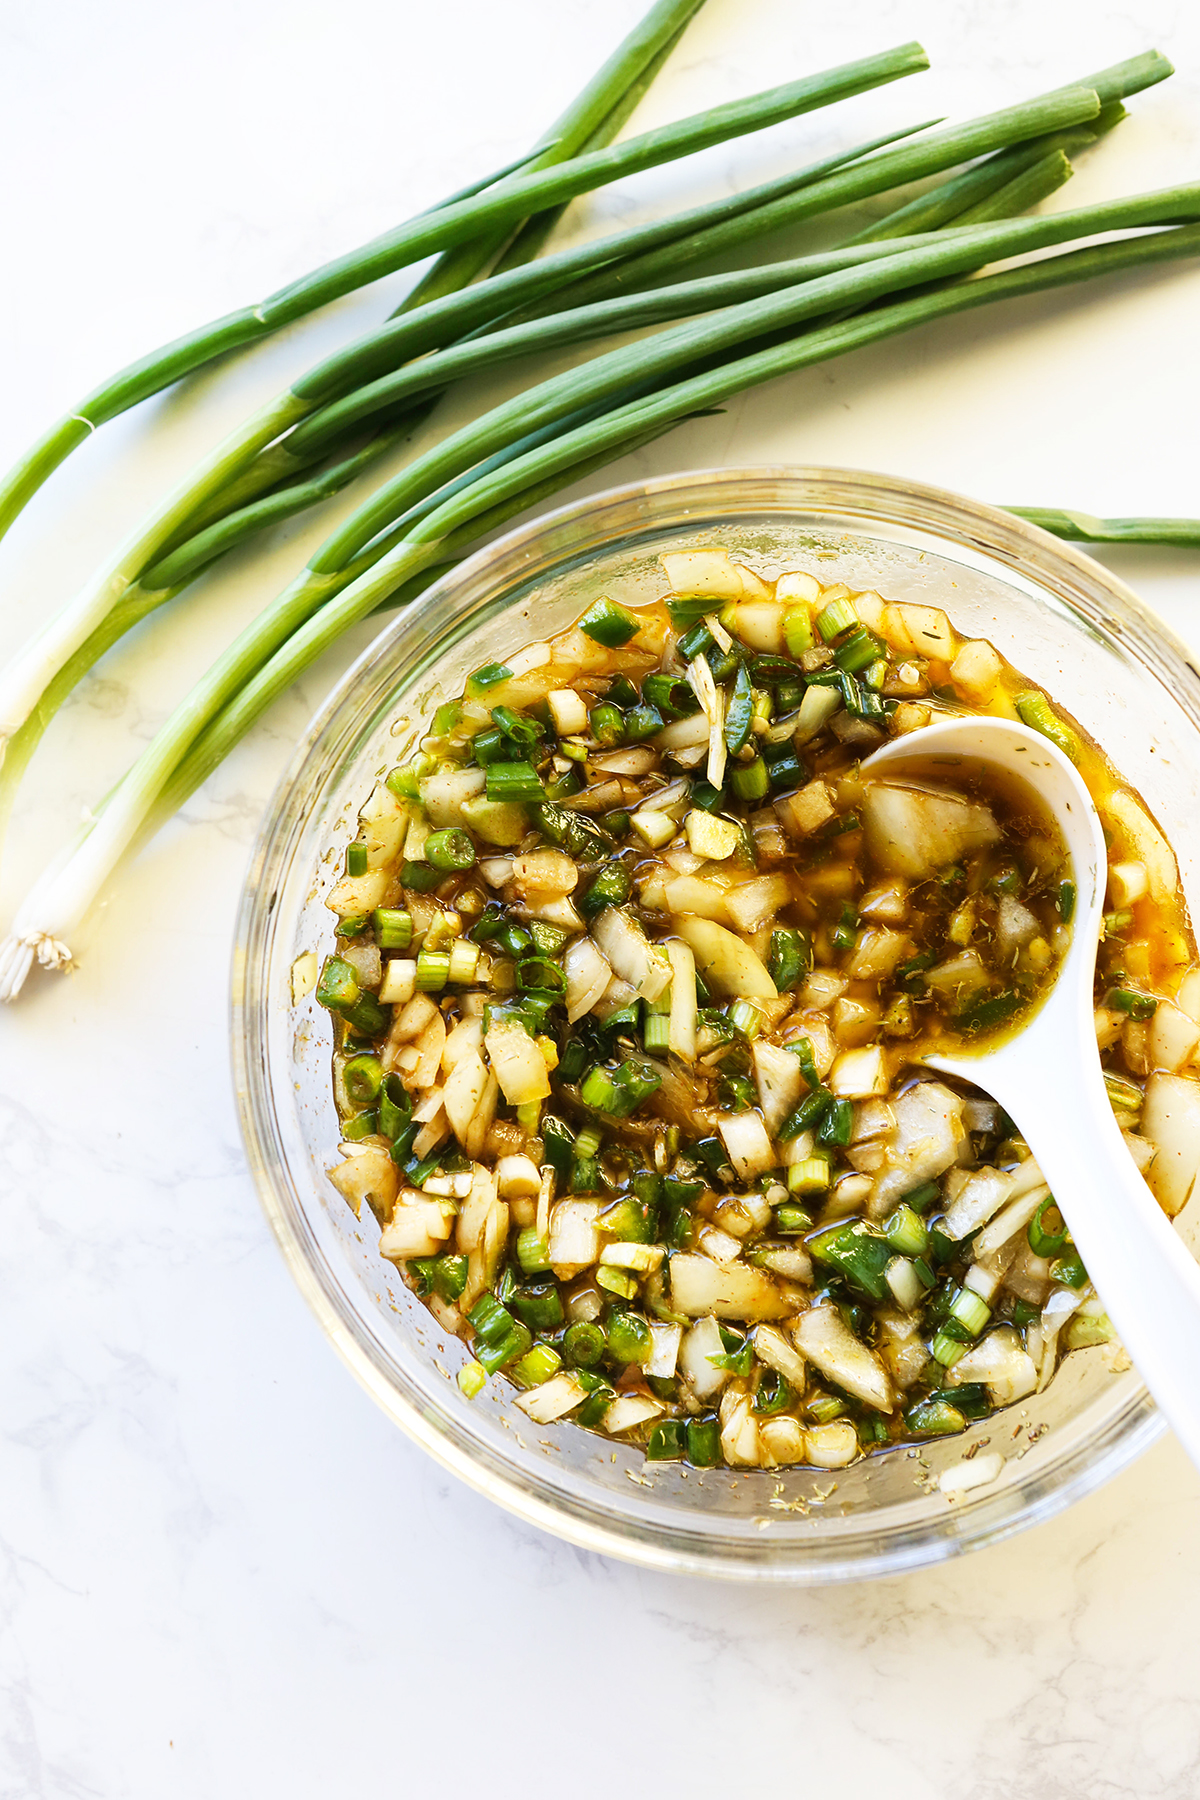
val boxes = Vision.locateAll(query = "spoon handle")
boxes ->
[995,1061,1200,1474]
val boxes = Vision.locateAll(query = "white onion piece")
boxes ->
[564,935,612,1023]
[666,938,698,1061]
[942,1165,1013,1241]
[679,1316,729,1399]
[948,1326,1038,1405]
[483,1021,550,1105]
[752,1039,803,1136]
[938,1452,1005,1496]
[717,1111,775,1179]
[795,1303,894,1412]
[668,1254,793,1321]
[603,1394,666,1435]
[514,1373,587,1423]
[592,905,671,1001]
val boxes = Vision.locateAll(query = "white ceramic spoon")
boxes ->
[863,716,1200,1472]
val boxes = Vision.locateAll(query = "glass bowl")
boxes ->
[232,467,1200,1583]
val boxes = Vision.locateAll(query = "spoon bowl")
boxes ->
[864,716,1200,1470]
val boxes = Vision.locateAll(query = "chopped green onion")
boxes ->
[643,991,672,1054]
[415,949,450,991]
[510,1284,564,1334]
[528,921,568,957]
[400,860,445,893]
[475,1322,533,1375]
[345,842,369,877]
[574,1124,603,1161]
[575,1381,616,1429]
[752,1369,793,1415]
[783,606,814,656]
[607,1311,653,1365]
[344,992,388,1036]
[515,1228,553,1275]
[563,1321,606,1368]
[831,900,858,953]
[578,861,632,918]
[1058,879,1076,923]
[787,1154,832,1195]
[644,672,700,717]
[485,761,544,803]
[647,1419,687,1460]
[727,998,763,1039]
[589,701,625,746]
[1028,1196,1068,1258]
[341,1109,378,1141]
[817,1096,854,1147]
[787,1036,820,1091]
[1051,1250,1089,1288]
[768,927,810,992]
[373,907,413,949]
[677,622,715,662]
[465,662,512,698]
[930,1329,968,1368]
[1108,987,1157,1019]
[468,1292,516,1345]
[809,1219,891,1300]
[833,625,884,673]
[458,1361,487,1399]
[729,756,769,801]
[905,1394,965,1435]
[724,663,755,754]
[377,1073,412,1143]
[1015,689,1080,762]
[579,597,640,647]
[807,1393,846,1424]
[624,703,664,741]
[816,595,858,641]
[316,954,360,1012]
[424,827,476,871]
[948,1286,990,1336]
[884,1203,928,1257]
[411,1253,468,1302]
[541,1115,575,1181]
[596,1266,639,1299]
[343,1053,383,1107]
[902,1180,942,1213]
[774,1203,813,1234]
[447,939,480,984]
[335,913,370,939]
[1105,1072,1143,1116]
[942,1382,990,1421]
[517,956,565,992]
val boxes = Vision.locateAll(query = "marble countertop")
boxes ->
[2,1,1199,1792]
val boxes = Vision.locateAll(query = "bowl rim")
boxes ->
[232,462,1180,1583]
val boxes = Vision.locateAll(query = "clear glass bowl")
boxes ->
[232,467,1200,1583]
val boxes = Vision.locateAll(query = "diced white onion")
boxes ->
[564,934,612,1024]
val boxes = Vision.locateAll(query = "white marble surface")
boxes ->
[2,1,1200,1792]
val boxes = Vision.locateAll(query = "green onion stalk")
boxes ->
[138,114,936,556]
[0,30,924,563]
[0,51,1150,824]
[3,213,1198,1001]
[0,44,928,775]
[0,0,709,545]
[1005,508,1200,548]
[79,89,1122,599]
[399,0,708,309]
[0,182,955,855]
[0,153,1192,851]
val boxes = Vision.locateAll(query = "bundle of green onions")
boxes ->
[0,1,1196,1001]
